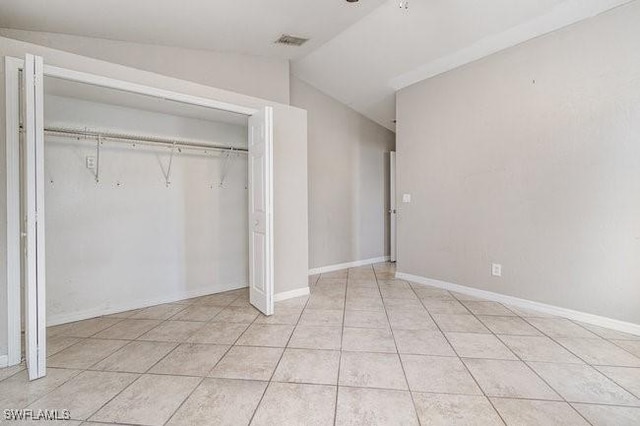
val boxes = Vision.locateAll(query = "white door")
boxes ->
[23,54,47,380]
[248,107,274,315]
[390,152,397,262]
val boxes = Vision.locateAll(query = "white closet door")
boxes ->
[390,152,397,262]
[248,107,274,315]
[23,54,47,380]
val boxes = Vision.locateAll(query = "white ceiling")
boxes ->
[292,0,634,131]
[1,0,633,131]
[0,0,386,59]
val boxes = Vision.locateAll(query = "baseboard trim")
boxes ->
[47,282,248,327]
[309,256,390,275]
[0,355,8,368]
[274,287,310,302]
[396,272,640,337]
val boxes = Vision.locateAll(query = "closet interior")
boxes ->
[35,75,251,328]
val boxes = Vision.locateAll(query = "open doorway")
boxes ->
[5,54,275,380]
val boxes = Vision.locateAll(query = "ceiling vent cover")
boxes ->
[275,34,309,47]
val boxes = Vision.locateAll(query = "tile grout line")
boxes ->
[515,317,640,417]
[81,294,240,374]
[80,294,246,424]
[334,269,349,426]
[408,280,508,426]
[374,266,424,426]
[447,294,597,425]
[10,275,640,423]
[55,291,244,423]
[245,281,314,426]
[163,293,265,426]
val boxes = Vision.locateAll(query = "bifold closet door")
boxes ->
[23,54,47,380]
[248,107,274,316]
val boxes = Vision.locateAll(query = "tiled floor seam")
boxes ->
[162,303,264,424]
[8,268,640,425]
[333,271,348,426]
[246,283,314,426]
[520,318,640,406]
[374,266,424,426]
[80,295,244,424]
[411,281,509,426]
[447,295,598,425]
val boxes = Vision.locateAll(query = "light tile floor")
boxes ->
[1,263,640,425]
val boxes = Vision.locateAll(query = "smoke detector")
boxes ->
[275,34,309,47]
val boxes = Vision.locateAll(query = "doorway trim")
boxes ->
[5,56,22,367]
[4,55,275,370]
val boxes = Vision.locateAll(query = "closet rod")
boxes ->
[41,126,249,154]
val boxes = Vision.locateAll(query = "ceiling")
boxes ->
[45,76,249,126]
[292,0,634,130]
[1,0,633,131]
[0,0,386,59]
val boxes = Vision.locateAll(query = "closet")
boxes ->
[5,54,275,379]
[43,76,251,325]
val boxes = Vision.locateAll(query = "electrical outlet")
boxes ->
[491,263,502,277]
[402,194,412,203]
[86,156,96,170]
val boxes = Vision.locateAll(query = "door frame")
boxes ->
[5,56,22,367]
[389,151,397,263]
[4,55,275,371]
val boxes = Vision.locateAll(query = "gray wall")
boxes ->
[291,77,395,269]
[0,29,291,104]
[396,2,640,325]
[0,36,308,359]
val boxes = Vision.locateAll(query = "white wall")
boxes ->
[44,95,248,324]
[0,29,291,104]
[396,2,640,325]
[290,77,395,269]
[0,36,308,359]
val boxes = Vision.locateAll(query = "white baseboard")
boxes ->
[47,282,248,326]
[274,287,310,302]
[0,355,8,368]
[396,272,640,337]
[309,256,390,275]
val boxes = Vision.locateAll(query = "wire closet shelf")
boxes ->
[41,126,249,154]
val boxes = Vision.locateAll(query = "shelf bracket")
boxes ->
[165,140,177,187]
[95,135,101,183]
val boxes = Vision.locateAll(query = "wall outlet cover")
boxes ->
[402,193,412,203]
[492,263,502,277]
[86,156,96,169]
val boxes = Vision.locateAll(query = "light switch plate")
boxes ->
[402,194,412,203]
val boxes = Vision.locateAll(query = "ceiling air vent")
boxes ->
[275,34,309,47]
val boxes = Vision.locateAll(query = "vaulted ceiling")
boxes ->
[0,0,633,131]
[293,0,633,130]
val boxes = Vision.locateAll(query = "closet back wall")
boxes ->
[44,95,248,325]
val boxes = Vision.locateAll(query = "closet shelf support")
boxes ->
[95,135,101,183]
[41,126,248,154]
